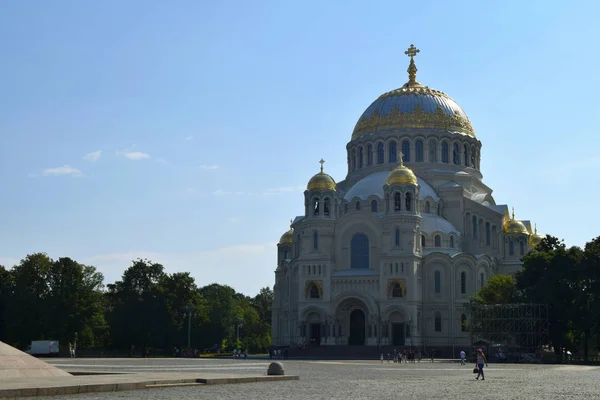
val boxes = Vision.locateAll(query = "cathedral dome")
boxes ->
[529,225,544,247]
[504,209,529,235]
[307,159,336,191]
[279,222,294,245]
[352,45,474,139]
[386,156,417,186]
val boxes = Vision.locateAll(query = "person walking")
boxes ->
[475,349,488,381]
[460,350,466,365]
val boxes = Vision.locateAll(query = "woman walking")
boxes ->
[475,349,488,381]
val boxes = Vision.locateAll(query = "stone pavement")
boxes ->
[0,342,70,379]
[5,357,600,399]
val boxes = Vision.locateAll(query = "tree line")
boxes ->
[473,235,600,361]
[0,254,272,355]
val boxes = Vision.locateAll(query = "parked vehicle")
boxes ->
[25,340,59,356]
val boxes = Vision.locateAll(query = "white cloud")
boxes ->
[83,151,102,162]
[156,158,170,165]
[212,189,232,196]
[42,165,84,177]
[123,151,150,160]
[83,243,273,295]
[199,164,219,170]
[184,136,194,141]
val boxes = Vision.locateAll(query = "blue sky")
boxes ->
[1,0,599,295]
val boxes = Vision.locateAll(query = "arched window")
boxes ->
[358,146,363,168]
[344,203,348,213]
[437,204,441,216]
[434,311,442,332]
[415,140,424,162]
[395,229,400,246]
[470,146,476,167]
[313,198,320,216]
[492,226,497,247]
[463,144,469,166]
[351,148,356,170]
[377,143,384,164]
[425,201,430,213]
[461,314,467,332]
[405,192,412,211]
[392,283,403,298]
[460,271,466,294]
[310,284,320,299]
[402,140,410,162]
[421,235,426,247]
[509,241,515,256]
[351,234,370,269]
[441,142,449,163]
[480,272,484,287]
[472,215,478,240]
[520,240,525,256]
[394,192,401,211]
[324,198,330,216]
[371,200,378,213]
[434,270,441,293]
[450,236,455,248]
[429,140,437,162]
[485,222,491,245]
[355,201,361,211]
[389,141,397,163]
[367,144,373,166]
[434,235,441,247]
[313,231,318,249]
[453,143,460,165]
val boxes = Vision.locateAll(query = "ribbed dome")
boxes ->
[386,157,417,186]
[279,222,293,245]
[352,45,474,139]
[504,209,529,235]
[529,225,544,247]
[307,159,336,191]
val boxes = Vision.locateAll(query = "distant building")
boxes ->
[272,45,543,353]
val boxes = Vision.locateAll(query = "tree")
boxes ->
[517,236,583,355]
[0,265,12,342]
[474,275,517,304]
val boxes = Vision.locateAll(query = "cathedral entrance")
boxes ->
[348,309,366,346]
[310,324,321,346]
[392,323,405,346]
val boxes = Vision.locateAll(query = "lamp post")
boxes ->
[183,304,195,350]
[236,317,244,342]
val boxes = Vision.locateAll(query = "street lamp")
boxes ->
[235,317,244,342]
[183,304,195,350]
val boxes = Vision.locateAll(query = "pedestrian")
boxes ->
[475,348,488,381]
[460,350,466,365]
[380,353,384,363]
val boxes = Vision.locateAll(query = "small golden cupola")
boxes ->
[529,224,544,247]
[386,153,418,186]
[504,208,529,235]
[307,159,336,191]
[279,220,294,245]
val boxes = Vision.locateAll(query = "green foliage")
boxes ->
[474,275,517,304]
[0,254,272,355]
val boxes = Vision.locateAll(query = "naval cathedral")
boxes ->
[272,45,543,354]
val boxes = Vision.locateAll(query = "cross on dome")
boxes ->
[404,44,420,59]
[319,158,325,172]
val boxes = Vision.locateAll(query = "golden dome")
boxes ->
[529,224,544,247]
[504,208,529,235]
[279,220,294,245]
[386,154,417,186]
[307,159,336,191]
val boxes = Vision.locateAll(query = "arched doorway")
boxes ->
[307,312,321,346]
[389,312,405,346]
[349,309,366,345]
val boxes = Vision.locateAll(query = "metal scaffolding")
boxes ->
[467,303,549,362]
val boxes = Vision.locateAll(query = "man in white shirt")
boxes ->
[460,350,466,365]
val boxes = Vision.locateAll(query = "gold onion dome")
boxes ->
[504,208,529,235]
[352,44,474,139]
[307,159,336,191]
[386,153,417,186]
[529,224,544,247]
[279,220,294,245]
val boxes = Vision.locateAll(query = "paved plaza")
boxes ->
[11,357,596,399]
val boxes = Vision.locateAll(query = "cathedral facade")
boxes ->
[272,45,543,354]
